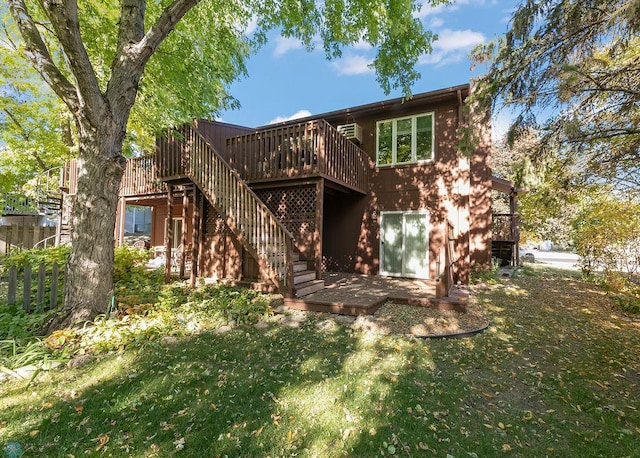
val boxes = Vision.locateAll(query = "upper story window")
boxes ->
[376,113,434,166]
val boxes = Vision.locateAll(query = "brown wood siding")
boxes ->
[195,120,253,161]
[320,97,481,282]
[151,204,194,248]
[469,100,493,270]
[113,86,491,284]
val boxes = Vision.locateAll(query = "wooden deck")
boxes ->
[284,272,468,316]
[225,120,369,194]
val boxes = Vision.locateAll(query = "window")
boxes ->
[376,113,434,165]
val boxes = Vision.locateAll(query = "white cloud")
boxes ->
[245,16,258,35]
[268,110,312,124]
[273,36,304,57]
[351,39,373,51]
[435,28,486,51]
[429,17,445,28]
[419,28,486,67]
[332,54,374,76]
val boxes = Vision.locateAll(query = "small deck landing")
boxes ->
[284,272,468,316]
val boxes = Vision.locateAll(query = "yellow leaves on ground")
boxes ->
[43,328,77,350]
[39,401,53,410]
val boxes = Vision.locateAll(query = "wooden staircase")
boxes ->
[159,125,325,298]
[292,251,325,297]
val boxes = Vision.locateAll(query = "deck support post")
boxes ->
[190,187,201,287]
[114,197,126,246]
[164,184,174,283]
[180,187,189,279]
[315,179,324,280]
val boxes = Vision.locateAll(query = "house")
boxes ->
[0,193,59,254]
[62,83,518,310]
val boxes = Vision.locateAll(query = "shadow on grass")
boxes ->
[2,271,640,457]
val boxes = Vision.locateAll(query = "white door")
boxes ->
[380,211,429,278]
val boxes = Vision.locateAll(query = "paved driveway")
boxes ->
[527,250,581,270]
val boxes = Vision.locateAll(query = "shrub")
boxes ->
[470,257,501,284]
[1,245,70,272]
[0,307,50,341]
[113,245,152,284]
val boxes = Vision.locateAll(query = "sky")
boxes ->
[218,0,521,130]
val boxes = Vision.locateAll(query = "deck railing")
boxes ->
[120,156,166,196]
[1,193,38,215]
[226,120,369,193]
[159,125,295,296]
[64,157,167,198]
[493,213,519,242]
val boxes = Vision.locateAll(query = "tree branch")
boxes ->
[136,0,202,63]
[7,0,79,111]
[105,0,201,116]
[2,107,30,141]
[38,0,105,125]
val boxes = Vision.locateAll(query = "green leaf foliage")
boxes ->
[473,0,640,192]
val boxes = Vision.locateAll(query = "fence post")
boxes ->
[37,263,46,307]
[49,263,60,311]
[23,264,32,313]
[8,266,17,306]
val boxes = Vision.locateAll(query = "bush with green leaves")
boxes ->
[0,307,49,341]
[1,245,70,272]
[571,192,640,312]
[113,245,153,283]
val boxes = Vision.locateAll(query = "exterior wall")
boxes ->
[151,204,194,248]
[126,85,492,284]
[195,120,254,161]
[468,95,493,269]
[321,96,479,282]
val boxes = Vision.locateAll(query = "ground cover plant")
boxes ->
[1,265,639,457]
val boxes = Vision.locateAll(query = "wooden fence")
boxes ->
[0,226,57,255]
[1,263,64,312]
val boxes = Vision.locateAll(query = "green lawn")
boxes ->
[1,267,639,457]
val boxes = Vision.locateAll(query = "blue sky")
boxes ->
[219,0,520,129]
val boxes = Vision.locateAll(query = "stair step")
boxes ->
[295,280,325,297]
[293,270,316,285]
[293,261,308,272]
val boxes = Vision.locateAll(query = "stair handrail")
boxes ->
[33,233,71,249]
[175,123,296,296]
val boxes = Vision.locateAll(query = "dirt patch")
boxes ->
[276,297,489,338]
[355,300,489,337]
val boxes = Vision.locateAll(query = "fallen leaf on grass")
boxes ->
[40,402,53,410]
[94,433,110,451]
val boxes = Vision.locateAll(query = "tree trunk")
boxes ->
[44,124,126,332]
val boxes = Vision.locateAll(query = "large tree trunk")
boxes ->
[44,124,126,332]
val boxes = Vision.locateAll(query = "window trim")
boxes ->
[375,112,435,166]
